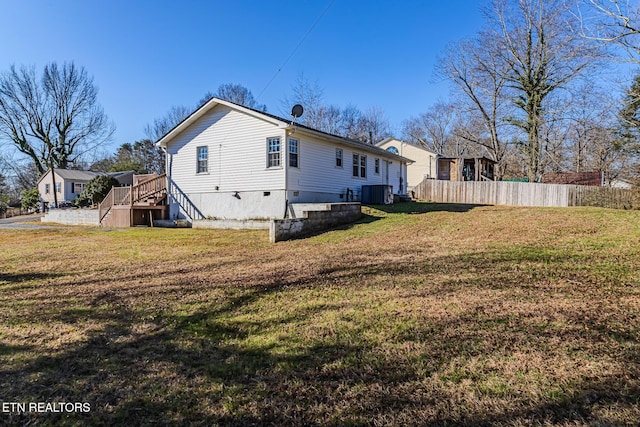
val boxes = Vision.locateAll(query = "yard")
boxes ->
[1,203,639,426]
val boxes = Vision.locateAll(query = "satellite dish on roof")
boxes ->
[291,104,304,119]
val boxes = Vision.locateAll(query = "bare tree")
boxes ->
[281,73,327,129]
[144,105,191,143]
[435,31,510,178]
[490,0,601,182]
[199,83,267,111]
[339,104,363,140]
[0,62,114,206]
[356,106,391,144]
[578,0,640,62]
[402,101,456,155]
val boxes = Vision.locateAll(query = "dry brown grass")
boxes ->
[1,203,639,426]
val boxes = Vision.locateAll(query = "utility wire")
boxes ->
[256,0,336,101]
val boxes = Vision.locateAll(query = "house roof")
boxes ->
[156,98,414,164]
[376,137,437,155]
[37,169,138,185]
[438,156,497,164]
[108,170,136,179]
[37,169,103,185]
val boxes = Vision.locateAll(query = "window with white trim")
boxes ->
[267,137,281,168]
[45,184,50,194]
[197,146,208,173]
[289,138,299,168]
[74,183,83,194]
[336,148,343,168]
[56,182,61,193]
[375,158,380,174]
[352,153,366,178]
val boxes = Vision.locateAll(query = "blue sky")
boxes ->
[0,1,485,154]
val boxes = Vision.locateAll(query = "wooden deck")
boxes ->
[99,174,169,227]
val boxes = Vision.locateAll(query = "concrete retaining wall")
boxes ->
[270,203,362,243]
[41,209,100,225]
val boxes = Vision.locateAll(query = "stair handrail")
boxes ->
[132,174,167,203]
[167,177,205,221]
[98,188,115,222]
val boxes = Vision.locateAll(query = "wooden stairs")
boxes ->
[99,174,169,227]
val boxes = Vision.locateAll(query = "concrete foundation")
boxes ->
[41,208,100,225]
[270,203,362,243]
[171,190,286,220]
[193,219,270,230]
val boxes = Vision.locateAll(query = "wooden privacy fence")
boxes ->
[413,179,636,209]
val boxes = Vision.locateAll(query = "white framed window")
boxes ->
[56,182,61,193]
[45,184,50,194]
[336,148,343,168]
[352,153,359,177]
[267,137,281,168]
[289,138,299,168]
[197,146,208,174]
[74,183,83,194]
[375,158,380,175]
[352,153,366,178]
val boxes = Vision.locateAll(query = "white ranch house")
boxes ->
[157,98,412,222]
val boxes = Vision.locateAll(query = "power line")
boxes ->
[256,0,336,101]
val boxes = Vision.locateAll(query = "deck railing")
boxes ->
[132,174,166,203]
[98,174,167,222]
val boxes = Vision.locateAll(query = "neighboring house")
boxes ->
[437,157,496,181]
[608,178,634,189]
[157,98,413,221]
[375,138,437,190]
[38,169,135,206]
[542,172,603,186]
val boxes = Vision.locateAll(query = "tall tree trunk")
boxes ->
[50,162,58,208]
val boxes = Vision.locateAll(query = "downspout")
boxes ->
[160,145,172,219]
[283,127,289,219]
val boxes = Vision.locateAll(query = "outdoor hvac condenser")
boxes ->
[361,185,393,205]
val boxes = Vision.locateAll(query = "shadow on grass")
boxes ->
[1,244,639,425]
[365,201,486,214]
[0,272,63,284]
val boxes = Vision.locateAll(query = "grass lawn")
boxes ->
[1,203,639,426]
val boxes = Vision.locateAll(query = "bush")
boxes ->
[0,195,8,216]
[20,188,39,212]
[78,175,120,206]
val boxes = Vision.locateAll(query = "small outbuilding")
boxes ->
[437,157,496,182]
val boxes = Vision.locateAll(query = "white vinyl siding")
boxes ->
[287,137,400,195]
[377,139,437,189]
[166,105,285,193]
